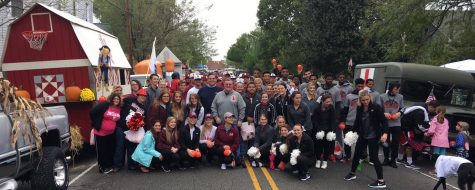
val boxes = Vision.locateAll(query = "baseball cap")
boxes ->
[241,73,249,78]
[224,112,235,118]
[205,113,213,119]
[137,89,147,96]
[188,112,197,118]
[230,75,236,79]
[194,74,202,80]
[270,73,276,77]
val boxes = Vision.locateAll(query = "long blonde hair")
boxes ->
[200,118,213,140]
[171,91,184,122]
[165,117,179,144]
[436,106,446,124]
[306,82,317,100]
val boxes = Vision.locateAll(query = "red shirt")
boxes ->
[95,106,121,136]
[214,125,240,152]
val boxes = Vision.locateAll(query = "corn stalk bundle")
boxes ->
[0,79,49,155]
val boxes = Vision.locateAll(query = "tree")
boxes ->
[93,0,216,65]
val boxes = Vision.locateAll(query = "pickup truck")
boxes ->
[0,105,70,190]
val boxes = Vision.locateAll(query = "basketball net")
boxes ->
[22,31,48,51]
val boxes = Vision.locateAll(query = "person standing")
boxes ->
[186,74,203,105]
[302,83,319,115]
[378,82,404,168]
[90,94,122,174]
[344,90,388,189]
[336,73,354,109]
[317,73,342,113]
[198,73,223,114]
[171,91,185,127]
[312,95,336,169]
[274,83,290,118]
[253,93,276,126]
[243,82,261,123]
[146,91,171,130]
[184,94,205,127]
[145,74,161,110]
[211,79,246,126]
[365,79,380,102]
[286,91,313,134]
[124,80,142,98]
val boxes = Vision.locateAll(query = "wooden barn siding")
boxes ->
[6,67,91,100]
[3,6,86,63]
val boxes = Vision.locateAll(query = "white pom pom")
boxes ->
[279,144,288,155]
[255,152,261,159]
[125,110,135,122]
[271,144,276,155]
[247,147,258,158]
[315,131,325,140]
[290,149,301,165]
[326,131,336,141]
[343,131,359,146]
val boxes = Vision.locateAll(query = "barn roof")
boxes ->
[157,47,182,64]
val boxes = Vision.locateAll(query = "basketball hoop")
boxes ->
[22,31,48,51]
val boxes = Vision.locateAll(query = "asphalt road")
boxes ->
[17,145,463,190]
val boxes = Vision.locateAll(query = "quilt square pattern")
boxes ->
[34,74,65,104]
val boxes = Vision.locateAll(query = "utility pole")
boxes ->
[125,0,133,66]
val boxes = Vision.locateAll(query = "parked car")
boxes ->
[0,105,70,190]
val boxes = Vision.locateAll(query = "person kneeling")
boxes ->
[199,114,217,164]
[249,114,275,168]
[180,112,202,168]
[156,117,182,172]
[132,121,164,173]
[214,112,240,170]
[285,124,315,181]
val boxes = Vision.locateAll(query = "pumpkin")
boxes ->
[297,64,303,72]
[65,85,81,101]
[277,64,283,71]
[165,58,174,72]
[98,96,107,102]
[16,88,31,99]
[271,58,277,65]
[156,62,162,75]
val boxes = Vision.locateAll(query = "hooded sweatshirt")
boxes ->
[340,90,360,126]
[211,90,246,123]
[337,81,354,109]
[378,93,404,127]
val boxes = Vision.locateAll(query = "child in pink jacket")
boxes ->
[425,106,449,155]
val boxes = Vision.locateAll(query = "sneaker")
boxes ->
[300,173,311,181]
[321,161,328,169]
[389,162,398,168]
[251,161,257,168]
[102,168,113,174]
[112,168,121,173]
[368,161,374,166]
[396,159,405,164]
[161,165,171,173]
[368,180,386,188]
[344,173,356,181]
[221,164,227,170]
[382,159,390,166]
[258,162,263,167]
[404,163,420,170]
[315,160,321,168]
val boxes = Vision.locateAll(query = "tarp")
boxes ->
[441,59,475,73]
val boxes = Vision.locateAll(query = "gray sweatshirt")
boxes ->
[343,93,359,126]
[337,82,354,109]
[378,93,404,127]
[317,85,342,105]
[211,90,246,124]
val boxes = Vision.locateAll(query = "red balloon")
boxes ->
[272,58,277,65]
[224,149,232,156]
[338,122,346,130]
[297,64,303,72]
[277,64,283,71]
[98,96,107,102]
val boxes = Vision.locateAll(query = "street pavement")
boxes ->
[17,146,462,190]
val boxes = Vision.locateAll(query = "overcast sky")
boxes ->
[195,0,259,61]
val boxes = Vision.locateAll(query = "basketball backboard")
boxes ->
[30,12,53,32]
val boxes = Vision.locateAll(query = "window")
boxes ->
[401,80,473,107]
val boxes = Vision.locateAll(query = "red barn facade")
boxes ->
[1,3,131,142]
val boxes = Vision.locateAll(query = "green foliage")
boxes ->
[93,0,215,65]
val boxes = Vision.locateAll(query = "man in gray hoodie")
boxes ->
[377,82,404,168]
[337,73,354,109]
[211,79,246,127]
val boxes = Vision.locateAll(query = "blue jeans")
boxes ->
[113,127,125,169]
[101,66,109,83]
[240,139,254,159]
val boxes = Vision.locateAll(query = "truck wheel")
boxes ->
[31,147,69,190]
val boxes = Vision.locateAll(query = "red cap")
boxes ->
[188,112,197,118]
[242,73,249,78]
[205,113,213,119]
[137,89,147,96]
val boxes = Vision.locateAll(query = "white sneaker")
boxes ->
[315,160,321,168]
[251,161,257,168]
[221,164,226,170]
[321,161,328,169]
[258,162,263,167]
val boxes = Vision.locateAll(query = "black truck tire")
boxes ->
[31,147,69,190]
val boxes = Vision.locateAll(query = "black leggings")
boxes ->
[158,149,181,168]
[96,134,115,170]
[457,163,475,190]
[286,155,314,176]
[351,138,384,179]
[179,149,201,166]
[383,127,401,162]
[315,137,333,161]
[199,143,215,161]
[215,146,235,164]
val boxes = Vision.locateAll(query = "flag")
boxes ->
[425,87,437,103]
[149,37,157,74]
[347,58,353,72]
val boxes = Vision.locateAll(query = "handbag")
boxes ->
[90,129,95,145]
[241,122,255,141]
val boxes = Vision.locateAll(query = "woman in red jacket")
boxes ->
[156,117,181,172]
[214,112,240,170]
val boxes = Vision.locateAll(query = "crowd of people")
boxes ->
[90,65,474,189]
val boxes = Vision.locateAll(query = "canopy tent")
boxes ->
[440,59,475,73]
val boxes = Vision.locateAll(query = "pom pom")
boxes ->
[343,131,359,146]
[279,144,288,155]
[316,131,325,140]
[248,147,260,159]
[326,131,336,141]
[271,143,277,155]
[290,149,301,165]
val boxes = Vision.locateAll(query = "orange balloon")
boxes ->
[297,64,303,72]
[335,144,341,152]
[165,58,174,72]
[338,122,346,130]
[277,64,283,71]
[272,58,277,65]
[224,149,232,156]
[134,59,160,74]
[193,150,202,158]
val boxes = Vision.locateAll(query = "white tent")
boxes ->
[440,59,475,73]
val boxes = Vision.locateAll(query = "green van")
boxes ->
[355,62,475,156]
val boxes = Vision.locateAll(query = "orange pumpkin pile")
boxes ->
[65,85,81,101]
